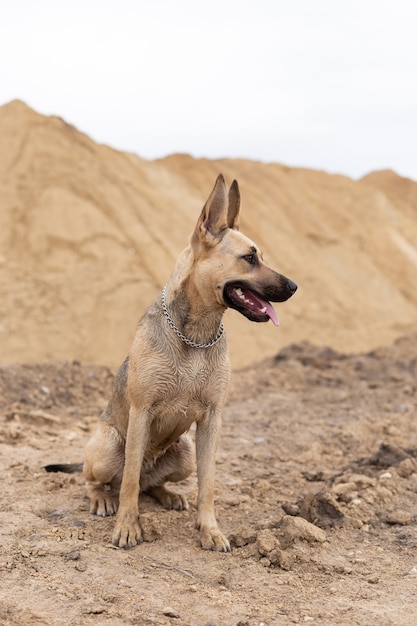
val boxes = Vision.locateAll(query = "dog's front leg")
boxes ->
[112,407,150,549]
[195,409,230,552]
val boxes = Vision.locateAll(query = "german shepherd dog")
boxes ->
[48,175,297,551]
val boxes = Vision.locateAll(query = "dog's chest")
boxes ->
[149,352,229,439]
[157,358,226,413]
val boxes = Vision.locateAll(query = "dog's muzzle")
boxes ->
[223,278,297,326]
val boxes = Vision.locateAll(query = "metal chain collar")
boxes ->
[161,285,225,349]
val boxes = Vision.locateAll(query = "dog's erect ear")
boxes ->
[227,180,240,230]
[192,174,228,246]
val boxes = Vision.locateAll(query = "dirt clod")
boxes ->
[256,529,278,555]
[364,443,410,468]
[279,515,327,547]
[298,490,345,528]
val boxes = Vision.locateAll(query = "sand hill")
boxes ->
[1,99,416,367]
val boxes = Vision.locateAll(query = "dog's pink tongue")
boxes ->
[264,300,280,326]
[254,294,280,326]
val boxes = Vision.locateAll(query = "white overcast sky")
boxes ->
[1,0,416,180]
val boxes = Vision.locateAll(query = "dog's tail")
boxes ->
[44,463,83,473]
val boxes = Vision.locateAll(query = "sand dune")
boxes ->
[1,100,416,367]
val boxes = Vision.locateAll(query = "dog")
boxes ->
[48,175,297,551]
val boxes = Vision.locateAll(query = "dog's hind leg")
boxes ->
[83,422,124,517]
[141,434,194,511]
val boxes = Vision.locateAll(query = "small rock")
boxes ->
[69,520,86,528]
[281,502,300,516]
[163,607,180,618]
[397,458,417,478]
[367,575,380,584]
[75,561,87,572]
[63,550,80,561]
[379,471,393,480]
[384,510,412,526]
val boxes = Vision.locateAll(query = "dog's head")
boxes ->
[191,174,297,325]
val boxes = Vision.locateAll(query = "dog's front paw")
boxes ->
[198,525,231,552]
[112,511,143,549]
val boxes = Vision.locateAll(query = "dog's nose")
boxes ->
[287,279,298,294]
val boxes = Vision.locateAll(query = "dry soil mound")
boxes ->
[1,100,417,367]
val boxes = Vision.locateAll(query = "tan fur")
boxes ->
[83,175,297,550]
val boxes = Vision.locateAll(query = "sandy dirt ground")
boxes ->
[1,335,417,626]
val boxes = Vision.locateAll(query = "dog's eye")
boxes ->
[242,253,257,266]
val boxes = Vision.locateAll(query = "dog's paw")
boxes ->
[161,490,188,511]
[89,493,117,517]
[148,486,188,511]
[198,525,231,552]
[112,511,143,549]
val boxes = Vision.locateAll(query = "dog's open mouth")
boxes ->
[223,283,279,326]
